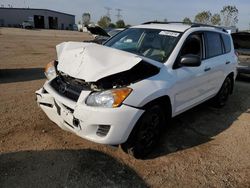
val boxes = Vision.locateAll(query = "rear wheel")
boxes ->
[121,104,165,159]
[213,77,232,108]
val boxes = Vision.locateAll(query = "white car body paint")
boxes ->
[36,23,237,145]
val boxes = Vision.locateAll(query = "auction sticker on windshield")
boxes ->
[159,31,180,37]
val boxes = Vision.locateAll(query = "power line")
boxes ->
[116,8,122,21]
[105,7,112,18]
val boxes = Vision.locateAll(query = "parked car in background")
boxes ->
[107,28,124,37]
[86,24,124,44]
[237,53,250,77]
[73,24,78,31]
[21,21,34,29]
[237,59,250,76]
[232,32,250,76]
[36,22,237,158]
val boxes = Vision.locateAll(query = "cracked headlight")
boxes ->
[45,60,56,80]
[86,88,132,108]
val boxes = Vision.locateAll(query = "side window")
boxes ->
[221,34,231,53]
[205,32,223,58]
[180,33,203,59]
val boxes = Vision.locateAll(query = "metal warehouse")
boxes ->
[0,8,75,30]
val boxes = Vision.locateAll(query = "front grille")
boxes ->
[96,125,111,137]
[50,75,90,102]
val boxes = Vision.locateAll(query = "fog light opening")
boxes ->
[96,125,111,137]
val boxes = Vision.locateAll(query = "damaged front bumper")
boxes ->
[35,81,144,145]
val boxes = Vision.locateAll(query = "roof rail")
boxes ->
[142,21,227,33]
[142,21,191,25]
[191,23,227,32]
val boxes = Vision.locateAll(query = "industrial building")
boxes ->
[0,7,75,30]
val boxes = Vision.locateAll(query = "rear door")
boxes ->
[202,31,227,95]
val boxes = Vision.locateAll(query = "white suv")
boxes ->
[36,22,237,158]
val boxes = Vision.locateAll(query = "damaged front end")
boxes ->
[48,59,160,102]
[36,42,161,144]
[50,72,93,102]
[46,42,161,101]
[93,60,160,90]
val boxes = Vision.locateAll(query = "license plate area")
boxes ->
[54,99,81,131]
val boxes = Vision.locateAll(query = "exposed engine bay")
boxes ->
[51,60,159,102]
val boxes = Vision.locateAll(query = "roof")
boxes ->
[0,7,75,17]
[133,22,228,33]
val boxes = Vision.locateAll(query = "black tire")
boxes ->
[121,104,165,159]
[213,77,232,108]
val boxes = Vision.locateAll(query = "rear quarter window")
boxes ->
[221,34,231,53]
[205,32,223,58]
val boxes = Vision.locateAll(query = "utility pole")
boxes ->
[116,8,122,21]
[105,7,112,18]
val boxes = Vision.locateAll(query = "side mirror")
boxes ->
[179,54,201,67]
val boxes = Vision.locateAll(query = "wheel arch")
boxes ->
[121,95,172,158]
[142,95,172,120]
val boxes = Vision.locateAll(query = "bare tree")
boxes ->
[220,5,239,26]
[82,13,91,26]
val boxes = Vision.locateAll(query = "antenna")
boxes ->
[116,8,122,21]
[105,7,112,18]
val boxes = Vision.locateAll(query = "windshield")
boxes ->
[105,28,181,63]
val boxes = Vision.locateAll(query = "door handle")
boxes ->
[225,61,231,64]
[204,67,211,72]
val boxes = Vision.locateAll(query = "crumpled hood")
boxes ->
[56,42,143,82]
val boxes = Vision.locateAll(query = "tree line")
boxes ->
[80,5,239,29]
[80,12,129,29]
[97,16,129,28]
[183,5,239,26]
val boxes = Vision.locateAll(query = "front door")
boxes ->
[172,32,212,115]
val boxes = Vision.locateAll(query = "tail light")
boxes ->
[234,50,239,57]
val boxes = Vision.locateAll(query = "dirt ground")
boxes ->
[0,28,249,188]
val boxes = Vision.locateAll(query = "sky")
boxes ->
[1,0,250,30]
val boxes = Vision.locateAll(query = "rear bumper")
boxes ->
[35,83,144,145]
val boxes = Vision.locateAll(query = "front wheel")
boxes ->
[121,104,165,159]
[213,77,232,108]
